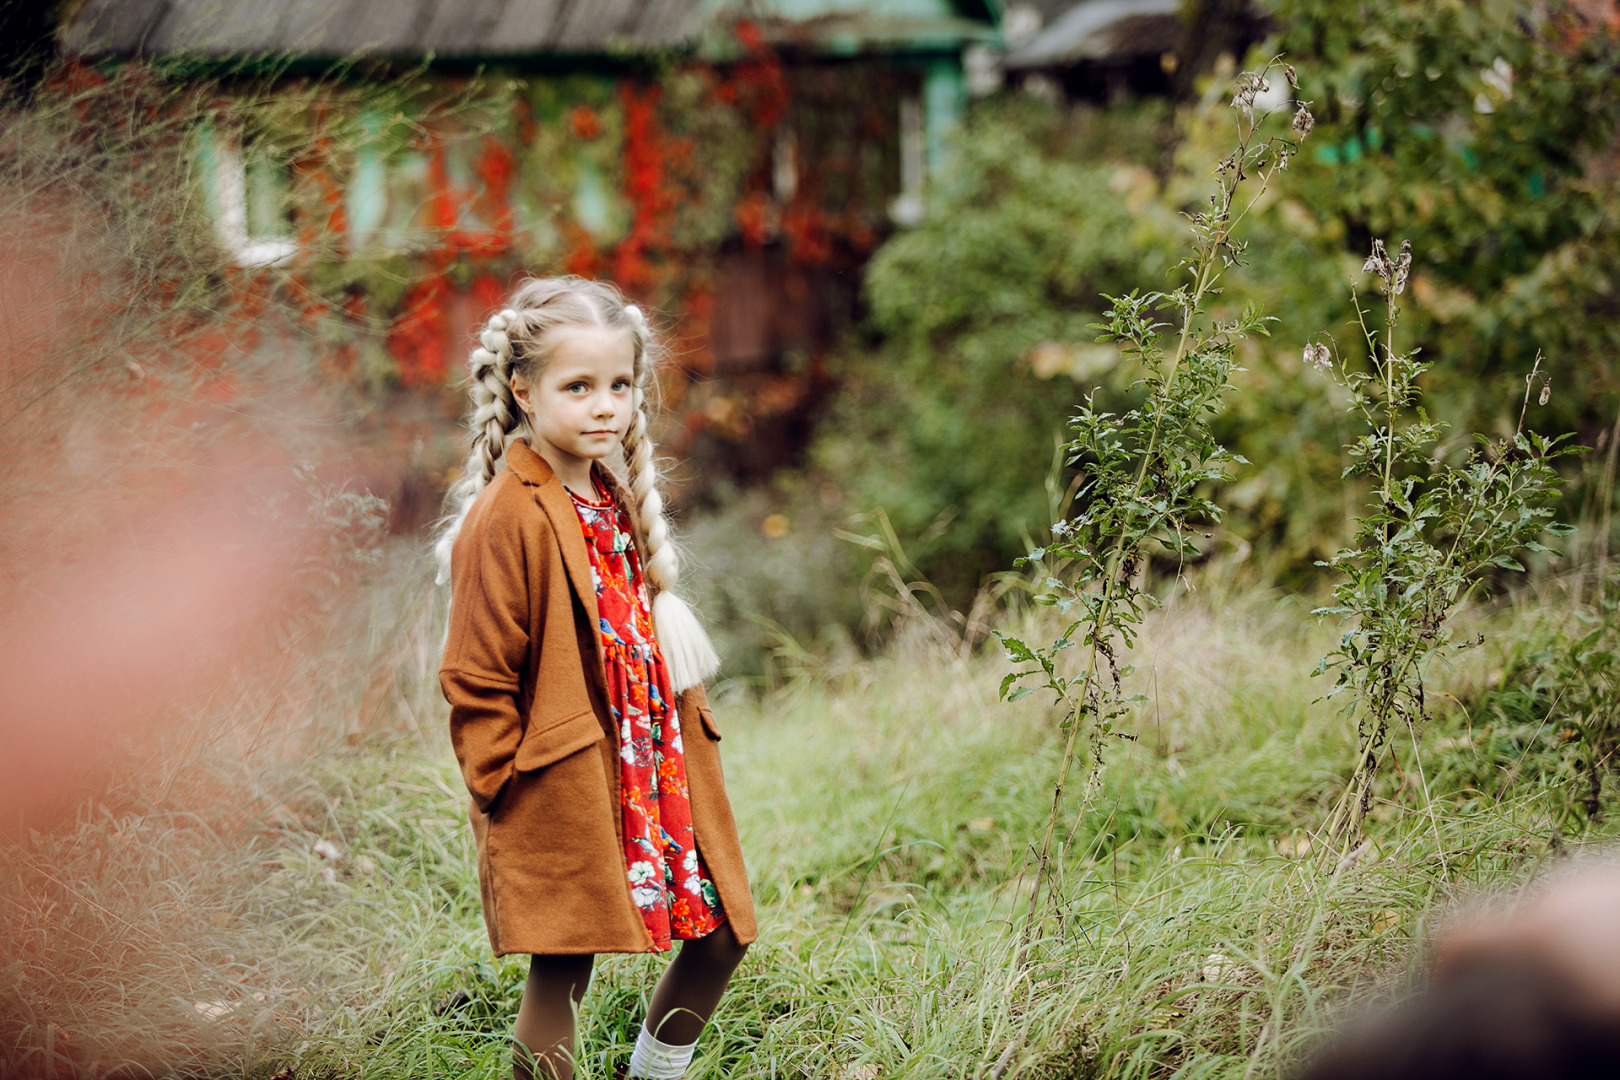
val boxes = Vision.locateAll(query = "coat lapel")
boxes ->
[504,441,609,697]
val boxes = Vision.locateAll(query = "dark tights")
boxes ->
[512,923,749,1080]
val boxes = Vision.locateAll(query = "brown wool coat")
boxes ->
[439,440,756,956]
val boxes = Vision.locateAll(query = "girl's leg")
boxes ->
[643,922,749,1045]
[513,953,595,1080]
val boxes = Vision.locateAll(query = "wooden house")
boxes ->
[60,0,1000,519]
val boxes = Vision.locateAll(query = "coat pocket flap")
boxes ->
[514,708,605,771]
[697,705,721,741]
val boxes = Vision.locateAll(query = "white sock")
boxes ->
[627,1023,697,1079]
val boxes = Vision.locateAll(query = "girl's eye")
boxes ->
[567,382,588,393]
[613,379,631,391]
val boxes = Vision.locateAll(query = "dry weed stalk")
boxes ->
[999,60,1313,955]
[1308,239,1574,851]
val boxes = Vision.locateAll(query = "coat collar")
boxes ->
[505,440,608,695]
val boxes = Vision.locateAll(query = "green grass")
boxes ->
[2,561,1613,1080]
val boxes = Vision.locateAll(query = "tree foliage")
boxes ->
[814,99,1180,600]
[1235,0,1620,558]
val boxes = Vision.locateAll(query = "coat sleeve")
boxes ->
[440,486,535,811]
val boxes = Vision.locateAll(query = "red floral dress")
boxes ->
[568,472,725,951]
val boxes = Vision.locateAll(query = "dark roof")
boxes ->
[1003,0,1178,70]
[742,11,1001,54]
[61,0,706,59]
[1011,0,1092,24]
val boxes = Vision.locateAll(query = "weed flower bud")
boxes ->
[1285,63,1298,89]
[1292,104,1315,139]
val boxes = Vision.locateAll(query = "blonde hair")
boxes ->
[433,276,719,691]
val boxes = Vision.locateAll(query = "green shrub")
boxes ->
[811,96,1183,605]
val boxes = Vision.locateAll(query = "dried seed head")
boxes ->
[1284,64,1298,89]
[1392,239,1413,295]
[1304,342,1332,371]
[1363,238,1392,281]
[1539,382,1551,406]
[1231,71,1271,121]
[1291,103,1315,139]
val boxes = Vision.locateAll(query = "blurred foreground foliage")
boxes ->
[776,0,1620,637]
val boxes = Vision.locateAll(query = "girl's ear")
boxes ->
[510,372,533,417]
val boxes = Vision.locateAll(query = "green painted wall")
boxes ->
[923,57,965,175]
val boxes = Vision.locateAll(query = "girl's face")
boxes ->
[511,324,636,484]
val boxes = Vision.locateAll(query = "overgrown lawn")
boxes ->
[2,566,1611,1079]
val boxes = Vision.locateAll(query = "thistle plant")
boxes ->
[999,62,1313,942]
[1309,242,1574,850]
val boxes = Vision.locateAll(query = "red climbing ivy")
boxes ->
[161,20,905,489]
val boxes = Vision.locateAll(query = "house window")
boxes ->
[196,120,296,268]
[772,127,798,203]
[890,94,925,226]
[347,108,389,247]
[889,60,966,227]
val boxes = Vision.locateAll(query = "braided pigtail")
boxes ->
[433,308,525,585]
[621,304,720,691]
[436,279,720,689]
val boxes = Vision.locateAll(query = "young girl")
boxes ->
[435,277,754,1080]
